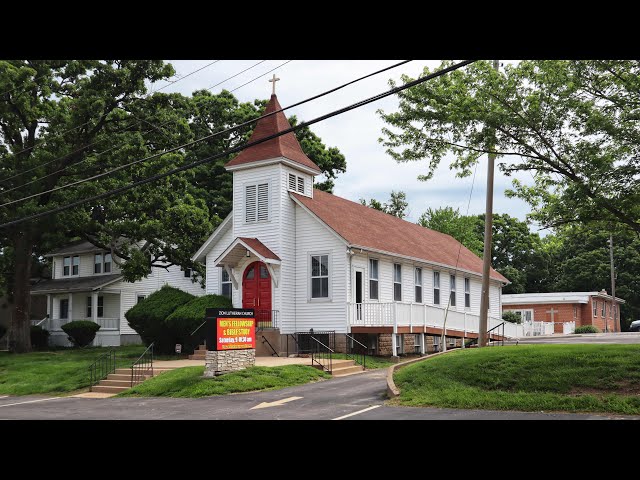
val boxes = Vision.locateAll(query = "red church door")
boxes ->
[242,261,273,327]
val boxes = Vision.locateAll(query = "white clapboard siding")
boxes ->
[204,224,234,295]
[51,252,122,280]
[293,203,348,333]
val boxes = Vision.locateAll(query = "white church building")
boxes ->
[193,92,515,356]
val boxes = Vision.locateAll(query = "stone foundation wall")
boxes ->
[378,333,393,356]
[203,349,255,377]
[334,333,347,353]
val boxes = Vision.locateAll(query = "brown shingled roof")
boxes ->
[291,189,508,283]
[225,94,321,173]
[238,237,280,261]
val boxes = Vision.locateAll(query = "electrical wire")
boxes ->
[0,60,413,207]
[0,60,472,229]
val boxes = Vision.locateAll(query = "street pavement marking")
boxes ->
[332,405,381,420]
[251,396,303,410]
[0,397,63,408]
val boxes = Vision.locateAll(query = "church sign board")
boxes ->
[205,308,256,351]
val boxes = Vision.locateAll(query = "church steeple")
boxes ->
[225,93,322,174]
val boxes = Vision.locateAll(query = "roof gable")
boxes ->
[225,94,321,173]
[291,189,508,283]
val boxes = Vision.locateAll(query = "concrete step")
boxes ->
[114,368,173,375]
[98,379,141,388]
[331,365,365,377]
[189,354,206,360]
[106,373,151,381]
[91,385,130,394]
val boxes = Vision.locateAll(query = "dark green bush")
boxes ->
[574,325,601,334]
[61,320,101,347]
[0,324,6,338]
[30,325,50,350]
[502,311,521,324]
[125,285,195,354]
[165,294,233,353]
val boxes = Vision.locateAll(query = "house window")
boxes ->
[393,264,402,301]
[221,269,232,299]
[297,176,304,194]
[245,183,269,223]
[85,296,103,317]
[433,271,440,305]
[395,334,403,355]
[464,277,471,308]
[94,253,102,274]
[288,173,305,194]
[183,268,191,278]
[369,259,379,300]
[72,255,79,276]
[450,274,456,307]
[593,300,597,317]
[289,173,296,191]
[60,299,69,319]
[601,301,606,317]
[311,254,329,299]
[136,295,146,304]
[63,256,71,276]
[414,267,422,303]
[104,253,112,273]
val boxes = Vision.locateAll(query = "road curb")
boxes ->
[386,349,457,398]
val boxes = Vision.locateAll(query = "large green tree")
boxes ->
[378,60,640,236]
[360,190,408,218]
[418,206,483,256]
[0,61,212,352]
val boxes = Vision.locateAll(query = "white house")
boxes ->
[31,240,205,346]
[192,92,513,356]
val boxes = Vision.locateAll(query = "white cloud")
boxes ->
[160,60,535,228]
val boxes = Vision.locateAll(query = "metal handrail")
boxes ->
[345,333,367,369]
[191,321,206,336]
[131,342,154,387]
[465,322,506,347]
[261,335,279,357]
[310,336,333,373]
[89,349,116,391]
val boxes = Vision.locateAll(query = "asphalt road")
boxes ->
[511,332,640,345]
[0,368,636,420]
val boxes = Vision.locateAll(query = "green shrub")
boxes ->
[165,294,233,354]
[574,325,601,334]
[30,325,50,350]
[125,285,195,354]
[61,320,101,347]
[502,311,521,324]
[0,324,6,338]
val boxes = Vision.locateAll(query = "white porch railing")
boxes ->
[348,302,524,339]
[44,317,120,331]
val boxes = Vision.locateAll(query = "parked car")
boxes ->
[630,320,640,332]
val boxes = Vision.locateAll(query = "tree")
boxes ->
[502,310,521,324]
[360,190,408,218]
[378,60,640,236]
[0,61,211,352]
[418,207,483,255]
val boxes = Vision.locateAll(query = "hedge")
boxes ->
[574,325,601,334]
[125,285,195,354]
[62,320,101,347]
[30,325,50,350]
[165,294,233,354]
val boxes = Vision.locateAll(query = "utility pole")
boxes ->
[609,233,616,333]
[478,59,500,348]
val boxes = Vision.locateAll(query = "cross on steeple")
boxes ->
[268,74,280,95]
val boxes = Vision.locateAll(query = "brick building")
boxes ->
[502,290,624,333]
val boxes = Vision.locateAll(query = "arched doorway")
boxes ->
[242,261,272,322]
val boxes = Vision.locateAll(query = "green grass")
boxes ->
[118,365,330,398]
[393,344,640,415]
[330,353,395,369]
[0,345,148,395]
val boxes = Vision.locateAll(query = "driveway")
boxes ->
[0,369,636,420]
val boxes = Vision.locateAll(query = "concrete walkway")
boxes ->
[150,356,315,369]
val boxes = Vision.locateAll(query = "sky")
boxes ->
[155,60,538,230]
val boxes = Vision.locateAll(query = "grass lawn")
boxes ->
[118,365,330,398]
[0,345,157,396]
[393,344,640,415]
[330,353,395,369]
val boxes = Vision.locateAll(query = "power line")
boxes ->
[0,60,222,182]
[1,60,412,208]
[0,60,471,229]
[0,60,264,189]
